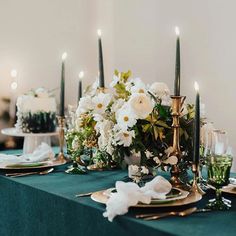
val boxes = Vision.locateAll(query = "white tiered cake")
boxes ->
[15,88,57,133]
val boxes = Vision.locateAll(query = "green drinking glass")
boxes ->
[206,130,233,210]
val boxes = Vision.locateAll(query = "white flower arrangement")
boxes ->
[66,70,195,173]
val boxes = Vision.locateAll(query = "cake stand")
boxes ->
[1,128,58,154]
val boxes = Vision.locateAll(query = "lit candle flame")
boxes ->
[10,81,18,90]
[175,26,180,36]
[194,81,199,91]
[97,29,102,37]
[78,71,84,79]
[62,52,67,61]
[11,69,17,78]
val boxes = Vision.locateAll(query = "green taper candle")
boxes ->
[60,52,67,117]
[174,27,180,96]
[97,29,105,88]
[193,82,200,165]
[78,71,84,105]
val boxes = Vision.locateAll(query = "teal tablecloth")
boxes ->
[0,149,235,236]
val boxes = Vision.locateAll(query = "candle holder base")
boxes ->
[191,164,205,195]
[191,178,206,195]
[57,152,67,163]
[170,167,191,191]
[66,161,87,174]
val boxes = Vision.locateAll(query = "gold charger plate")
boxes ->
[221,185,236,195]
[91,188,202,208]
[0,159,66,170]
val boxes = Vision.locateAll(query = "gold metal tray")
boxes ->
[91,189,202,208]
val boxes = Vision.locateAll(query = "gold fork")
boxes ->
[139,207,197,220]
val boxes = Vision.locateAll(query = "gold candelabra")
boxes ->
[170,95,186,188]
[57,116,67,163]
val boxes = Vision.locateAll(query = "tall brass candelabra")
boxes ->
[170,95,186,188]
[57,116,67,163]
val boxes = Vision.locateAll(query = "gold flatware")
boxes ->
[141,207,197,220]
[6,168,54,177]
[136,207,211,219]
[75,189,106,197]
[75,192,94,197]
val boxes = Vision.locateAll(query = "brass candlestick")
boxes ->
[57,116,67,163]
[191,163,205,195]
[170,95,186,188]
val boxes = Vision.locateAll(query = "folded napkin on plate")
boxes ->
[0,142,55,165]
[103,176,172,222]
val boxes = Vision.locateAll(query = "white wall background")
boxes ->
[0,0,235,168]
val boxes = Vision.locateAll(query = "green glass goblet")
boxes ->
[206,154,232,210]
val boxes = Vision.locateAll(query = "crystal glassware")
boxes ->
[206,130,233,210]
[67,104,77,130]
[199,121,215,190]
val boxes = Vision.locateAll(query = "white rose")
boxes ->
[149,82,170,98]
[128,93,154,119]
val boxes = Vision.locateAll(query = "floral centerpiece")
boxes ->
[66,71,195,180]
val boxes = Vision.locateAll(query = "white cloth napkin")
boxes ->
[103,176,172,222]
[0,142,55,165]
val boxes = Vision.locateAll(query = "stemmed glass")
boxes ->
[206,130,233,210]
[199,121,214,189]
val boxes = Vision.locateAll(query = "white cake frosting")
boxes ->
[15,88,57,133]
[16,88,56,113]
[17,96,56,113]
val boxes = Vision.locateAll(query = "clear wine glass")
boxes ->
[199,121,214,189]
[206,130,233,210]
[67,104,77,130]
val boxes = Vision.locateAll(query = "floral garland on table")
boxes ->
[66,71,195,181]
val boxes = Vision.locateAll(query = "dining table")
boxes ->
[0,148,235,236]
